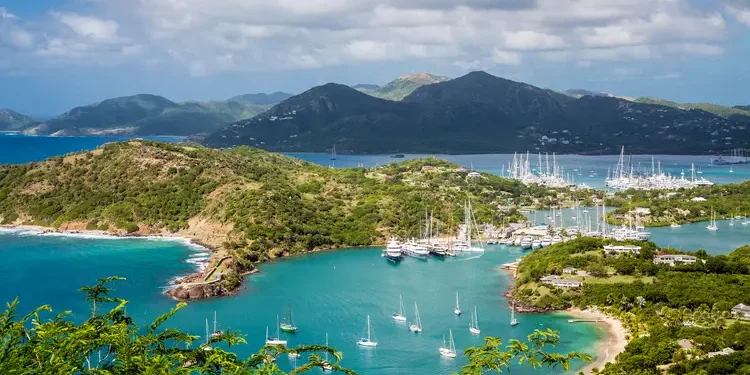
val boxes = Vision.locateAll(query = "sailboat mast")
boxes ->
[213,311,217,333]
[367,315,371,341]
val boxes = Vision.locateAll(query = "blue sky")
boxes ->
[1,0,750,116]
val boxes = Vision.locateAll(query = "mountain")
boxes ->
[227,92,293,105]
[636,97,750,118]
[206,71,750,154]
[19,93,289,137]
[366,73,450,101]
[352,84,380,93]
[0,109,36,131]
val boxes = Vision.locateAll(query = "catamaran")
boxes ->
[357,315,378,347]
[280,304,298,333]
[266,316,287,346]
[203,319,213,351]
[392,294,407,322]
[454,291,462,316]
[409,302,423,333]
[706,207,719,231]
[439,330,457,358]
[211,311,223,338]
[510,303,519,326]
[469,306,480,335]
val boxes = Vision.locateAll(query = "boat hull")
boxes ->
[357,340,378,347]
[439,348,457,358]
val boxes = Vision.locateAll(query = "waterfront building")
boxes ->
[653,254,698,266]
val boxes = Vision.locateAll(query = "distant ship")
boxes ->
[391,154,405,158]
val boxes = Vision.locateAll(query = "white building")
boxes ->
[653,254,698,266]
[707,348,736,358]
[563,267,577,274]
[731,303,750,320]
[540,275,583,288]
[604,245,642,256]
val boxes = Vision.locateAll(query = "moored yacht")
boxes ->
[383,238,403,262]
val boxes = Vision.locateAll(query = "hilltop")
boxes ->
[0,141,526,299]
[635,97,750,118]
[364,73,451,101]
[0,109,36,131]
[17,93,288,137]
[206,71,750,154]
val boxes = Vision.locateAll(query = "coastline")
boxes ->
[564,308,628,374]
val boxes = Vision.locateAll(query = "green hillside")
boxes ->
[368,73,450,101]
[636,97,750,117]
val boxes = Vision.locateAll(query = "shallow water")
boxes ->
[0,231,601,374]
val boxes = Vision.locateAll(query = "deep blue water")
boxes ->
[0,134,183,164]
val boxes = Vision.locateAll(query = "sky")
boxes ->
[1,0,750,116]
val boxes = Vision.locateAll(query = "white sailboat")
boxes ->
[706,207,718,231]
[392,294,407,322]
[266,316,287,346]
[357,315,378,347]
[730,217,735,226]
[454,291,462,316]
[409,302,423,333]
[439,330,457,358]
[321,333,333,372]
[211,311,223,337]
[203,318,213,351]
[469,306,480,335]
[510,303,519,326]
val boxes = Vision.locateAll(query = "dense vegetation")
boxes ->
[205,71,750,154]
[0,277,589,374]
[512,238,750,374]
[609,181,750,226]
[0,141,533,292]
[636,97,750,118]
[357,73,450,101]
[16,93,285,137]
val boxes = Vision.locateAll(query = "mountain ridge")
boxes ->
[205,71,750,154]
[0,109,37,131]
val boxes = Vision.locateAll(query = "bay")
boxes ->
[0,230,601,374]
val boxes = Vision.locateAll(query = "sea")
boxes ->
[0,134,748,373]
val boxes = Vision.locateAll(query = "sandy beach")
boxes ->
[566,308,628,374]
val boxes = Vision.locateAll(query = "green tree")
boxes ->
[459,329,591,374]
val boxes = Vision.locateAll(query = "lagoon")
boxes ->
[0,230,601,374]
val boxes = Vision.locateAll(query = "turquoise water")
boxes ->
[0,231,601,374]
[524,208,749,255]
[0,134,183,164]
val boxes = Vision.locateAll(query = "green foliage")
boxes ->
[459,329,591,374]
[0,277,355,375]
[366,74,450,101]
[635,97,750,118]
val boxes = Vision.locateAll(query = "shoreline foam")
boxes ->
[564,308,628,374]
[0,224,212,283]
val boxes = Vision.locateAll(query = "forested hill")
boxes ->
[205,71,750,154]
[0,141,528,255]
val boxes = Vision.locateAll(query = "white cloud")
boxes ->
[726,5,750,26]
[0,0,733,74]
[53,13,122,43]
[0,7,34,49]
[492,49,521,65]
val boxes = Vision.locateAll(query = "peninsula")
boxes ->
[0,140,531,299]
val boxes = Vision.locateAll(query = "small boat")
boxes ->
[531,240,541,249]
[670,223,681,228]
[510,303,519,326]
[288,351,300,359]
[504,239,514,246]
[540,237,552,247]
[266,316,288,346]
[439,330,457,358]
[520,237,532,250]
[392,294,407,322]
[743,216,749,225]
[211,311,223,338]
[730,217,735,226]
[730,166,734,173]
[409,302,423,333]
[391,154,405,158]
[706,207,719,231]
[280,304,298,333]
[321,333,333,372]
[357,315,378,347]
[203,318,213,351]
[469,306,480,335]
[454,291,462,316]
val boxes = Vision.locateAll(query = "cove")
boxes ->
[0,231,601,374]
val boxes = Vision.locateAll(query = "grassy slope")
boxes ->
[636,97,750,118]
[0,141,526,259]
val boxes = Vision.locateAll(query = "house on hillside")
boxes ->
[604,245,641,256]
[731,303,750,320]
[540,275,583,288]
[653,254,697,266]
[563,267,577,274]
[707,348,736,358]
